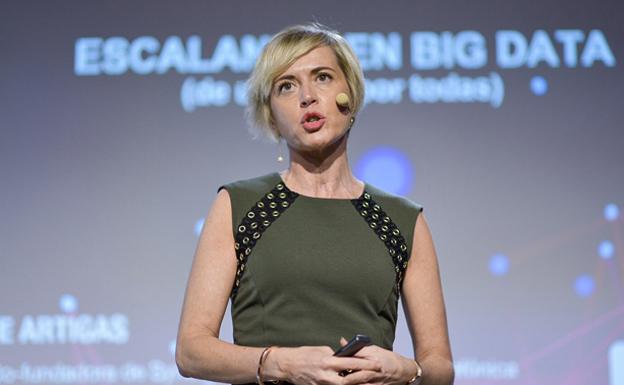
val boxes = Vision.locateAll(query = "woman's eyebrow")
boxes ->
[310,66,336,74]
[274,66,337,83]
[274,74,296,83]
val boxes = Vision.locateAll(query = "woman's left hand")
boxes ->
[337,337,416,385]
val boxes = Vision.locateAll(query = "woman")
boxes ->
[176,23,454,385]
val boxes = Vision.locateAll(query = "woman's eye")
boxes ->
[318,73,332,82]
[278,82,293,93]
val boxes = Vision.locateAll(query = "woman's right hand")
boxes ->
[265,346,383,385]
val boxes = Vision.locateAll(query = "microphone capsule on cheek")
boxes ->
[336,92,350,108]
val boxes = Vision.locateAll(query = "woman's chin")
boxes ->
[295,132,347,153]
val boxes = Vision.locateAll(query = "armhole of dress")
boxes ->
[399,204,423,295]
[217,184,237,242]
[410,204,424,250]
[406,204,424,258]
[398,203,423,297]
[217,184,240,301]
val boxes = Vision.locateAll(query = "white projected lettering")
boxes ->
[364,78,406,104]
[0,316,14,344]
[74,34,271,76]
[155,36,187,74]
[0,361,181,384]
[74,37,102,76]
[9,313,129,345]
[18,363,118,383]
[582,29,616,67]
[147,360,179,383]
[554,29,585,67]
[409,72,503,107]
[181,76,233,112]
[454,359,520,380]
[101,37,129,75]
[526,30,561,67]
[73,29,616,110]
[410,31,487,70]
[345,32,403,71]
[129,36,159,74]
[496,29,616,68]
[0,365,17,383]
[181,73,503,110]
[0,298,181,383]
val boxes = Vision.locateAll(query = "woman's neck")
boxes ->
[280,137,364,199]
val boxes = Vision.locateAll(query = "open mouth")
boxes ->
[301,112,326,123]
[302,114,326,131]
[301,112,326,131]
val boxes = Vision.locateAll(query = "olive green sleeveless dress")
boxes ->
[218,171,423,352]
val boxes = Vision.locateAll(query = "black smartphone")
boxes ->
[333,334,372,357]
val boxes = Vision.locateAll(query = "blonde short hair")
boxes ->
[246,23,365,142]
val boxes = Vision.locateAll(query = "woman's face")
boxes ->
[269,45,352,154]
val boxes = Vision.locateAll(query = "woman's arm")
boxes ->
[175,188,270,383]
[401,211,455,385]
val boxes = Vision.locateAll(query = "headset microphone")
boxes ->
[336,92,350,108]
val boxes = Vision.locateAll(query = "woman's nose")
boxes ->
[299,84,317,107]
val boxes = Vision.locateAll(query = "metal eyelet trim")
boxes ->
[231,182,299,300]
[351,191,410,295]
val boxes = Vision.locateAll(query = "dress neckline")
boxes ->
[273,172,367,201]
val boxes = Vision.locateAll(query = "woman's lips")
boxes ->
[302,118,326,132]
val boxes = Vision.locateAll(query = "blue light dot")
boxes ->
[574,275,595,298]
[59,294,78,313]
[604,203,620,222]
[530,76,548,95]
[489,253,510,276]
[194,218,205,237]
[599,240,615,259]
[355,146,414,195]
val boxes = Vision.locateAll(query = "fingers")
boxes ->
[326,356,382,373]
[338,369,381,385]
[339,336,348,347]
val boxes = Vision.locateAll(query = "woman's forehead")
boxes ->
[281,46,339,75]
